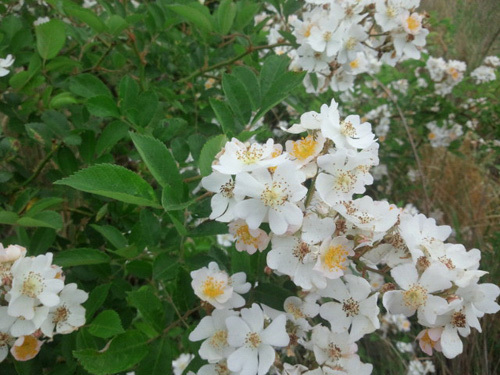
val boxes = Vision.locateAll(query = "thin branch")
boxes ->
[369,74,431,215]
[20,143,61,188]
[176,43,291,84]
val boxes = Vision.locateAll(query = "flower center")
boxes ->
[0,332,12,345]
[406,16,420,33]
[261,182,288,208]
[328,343,342,360]
[420,330,438,348]
[438,256,455,270]
[285,301,304,320]
[293,242,311,263]
[219,180,235,198]
[202,276,225,299]
[340,120,357,137]
[342,297,360,317]
[291,135,318,161]
[323,31,332,42]
[215,362,230,375]
[245,332,262,349]
[335,171,356,193]
[235,224,259,247]
[345,37,357,51]
[403,284,428,309]
[448,67,459,80]
[386,6,397,18]
[349,58,360,69]
[53,306,69,324]
[451,311,466,328]
[236,145,264,165]
[210,329,229,349]
[22,272,44,298]
[323,244,349,271]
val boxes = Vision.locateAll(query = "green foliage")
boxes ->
[0,0,498,374]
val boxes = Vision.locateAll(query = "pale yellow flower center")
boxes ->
[22,272,43,298]
[202,276,225,299]
[261,182,288,208]
[406,16,421,33]
[323,244,349,271]
[245,332,262,349]
[291,135,318,161]
[210,330,229,349]
[403,284,428,309]
[235,224,259,247]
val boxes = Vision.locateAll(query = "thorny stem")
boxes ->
[177,43,291,83]
[369,73,431,215]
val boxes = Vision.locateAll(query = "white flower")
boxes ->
[0,329,14,363]
[307,17,343,57]
[226,304,289,375]
[320,105,375,150]
[316,149,373,206]
[228,220,269,254]
[319,275,380,340]
[197,360,238,375]
[172,353,194,375]
[0,55,15,77]
[470,65,496,84]
[191,262,250,309]
[202,172,243,222]
[40,283,88,337]
[306,325,359,368]
[234,161,307,235]
[283,296,319,333]
[0,244,26,263]
[33,17,50,26]
[7,253,64,320]
[213,138,285,175]
[383,263,451,325]
[267,235,325,290]
[484,55,500,67]
[314,236,354,280]
[335,197,399,234]
[189,309,238,363]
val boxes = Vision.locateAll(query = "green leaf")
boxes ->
[216,0,236,34]
[89,310,125,338]
[96,121,128,156]
[231,66,261,111]
[0,210,19,225]
[254,282,294,310]
[50,92,78,108]
[222,73,252,124]
[35,19,66,60]
[119,76,139,111]
[189,221,228,237]
[54,248,111,267]
[91,224,127,249]
[64,2,106,33]
[169,4,213,33]
[85,283,111,320]
[25,197,64,216]
[17,211,63,230]
[87,96,120,118]
[106,14,128,36]
[198,134,227,176]
[209,98,236,136]
[127,286,166,334]
[69,74,113,99]
[73,331,148,375]
[254,55,305,123]
[161,185,193,211]
[153,253,179,282]
[136,337,173,375]
[54,164,161,208]
[130,132,182,191]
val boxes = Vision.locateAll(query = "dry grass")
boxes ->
[417,138,500,250]
[421,0,500,68]
[412,139,500,375]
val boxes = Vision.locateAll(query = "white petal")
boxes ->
[189,315,215,341]
[391,264,417,290]
[257,345,276,375]
[441,325,463,359]
[241,304,264,332]
[226,316,250,347]
[228,347,258,375]
[261,315,289,347]
[382,291,415,317]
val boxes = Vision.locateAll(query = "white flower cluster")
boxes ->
[0,244,87,363]
[425,118,463,148]
[189,99,499,374]
[0,55,15,78]
[425,56,466,96]
[470,55,499,84]
[283,0,428,93]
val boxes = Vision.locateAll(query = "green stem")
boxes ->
[177,43,291,84]
[21,143,61,188]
